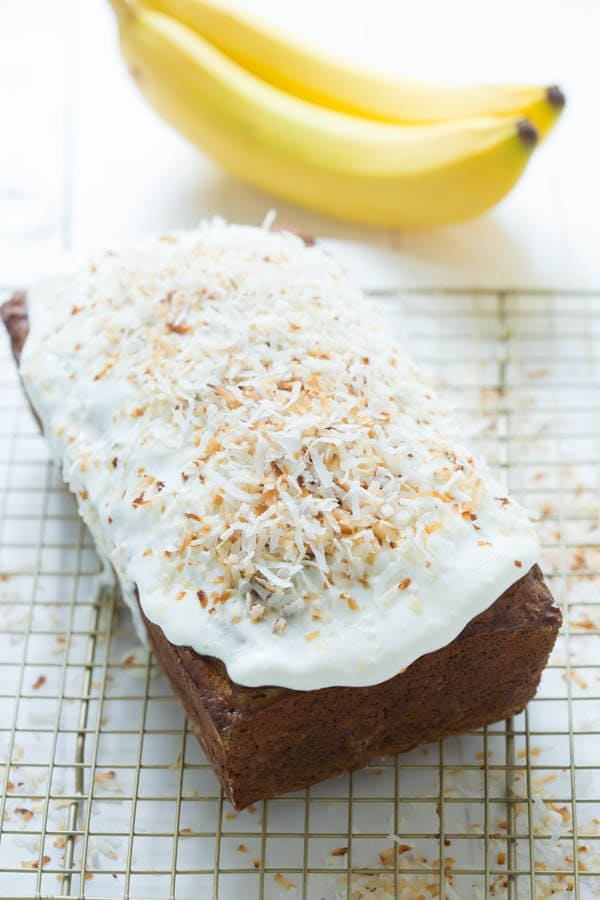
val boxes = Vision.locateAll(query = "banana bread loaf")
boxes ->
[1,224,560,808]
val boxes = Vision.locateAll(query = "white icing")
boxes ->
[20,221,539,690]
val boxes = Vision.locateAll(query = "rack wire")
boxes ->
[0,289,599,900]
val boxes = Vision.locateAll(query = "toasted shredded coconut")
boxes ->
[21,221,540,689]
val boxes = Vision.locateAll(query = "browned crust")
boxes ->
[142,565,560,807]
[1,291,29,358]
[2,291,562,809]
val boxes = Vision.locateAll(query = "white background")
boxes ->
[0,0,599,290]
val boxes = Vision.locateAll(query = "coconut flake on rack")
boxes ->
[20,220,540,689]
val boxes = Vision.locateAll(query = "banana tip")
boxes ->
[517,118,538,149]
[547,84,566,110]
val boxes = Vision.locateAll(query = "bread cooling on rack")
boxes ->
[1,221,561,808]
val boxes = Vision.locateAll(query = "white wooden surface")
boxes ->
[0,0,599,291]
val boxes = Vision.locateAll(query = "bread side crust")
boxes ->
[142,565,559,807]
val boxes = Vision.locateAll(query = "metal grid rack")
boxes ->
[1,290,599,900]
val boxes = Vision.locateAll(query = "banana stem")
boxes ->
[517,119,538,148]
[547,85,566,109]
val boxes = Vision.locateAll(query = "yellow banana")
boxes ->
[141,0,565,138]
[109,0,538,228]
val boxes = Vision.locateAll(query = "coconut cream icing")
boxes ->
[20,220,539,690]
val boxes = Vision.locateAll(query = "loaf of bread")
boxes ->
[1,224,560,808]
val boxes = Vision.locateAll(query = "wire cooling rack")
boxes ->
[1,290,600,900]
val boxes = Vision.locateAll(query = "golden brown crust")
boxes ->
[142,565,560,808]
[2,292,562,809]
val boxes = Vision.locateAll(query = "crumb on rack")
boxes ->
[21,856,50,869]
[14,807,33,822]
[273,872,295,889]
[378,847,395,866]
[568,669,589,690]
[517,746,540,759]
[570,614,596,630]
[533,773,557,787]
[94,771,116,785]
[168,753,182,771]
[549,803,571,824]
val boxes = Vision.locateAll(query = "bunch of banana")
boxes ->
[108,0,565,227]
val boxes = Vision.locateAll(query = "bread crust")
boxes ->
[2,292,561,809]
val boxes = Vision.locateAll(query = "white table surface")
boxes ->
[1,0,599,292]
